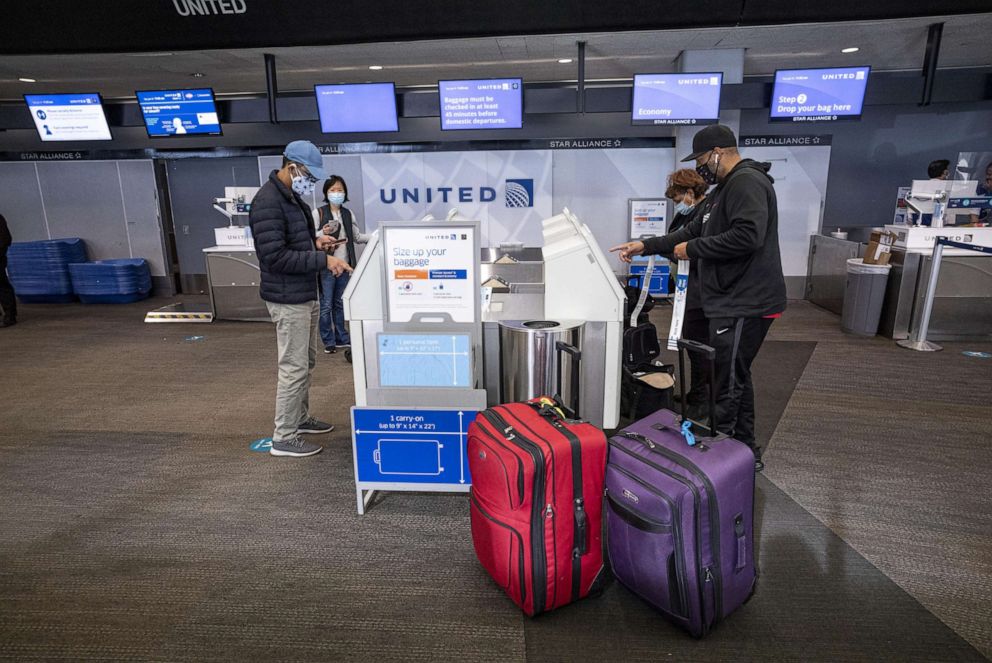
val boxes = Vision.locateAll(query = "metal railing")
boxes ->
[897,237,992,352]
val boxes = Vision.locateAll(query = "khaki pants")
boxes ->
[266,300,321,443]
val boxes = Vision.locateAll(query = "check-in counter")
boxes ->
[203,246,269,322]
[807,231,992,341]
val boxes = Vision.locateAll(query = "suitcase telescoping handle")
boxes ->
[555,341,582,419]
[676,338,718,439]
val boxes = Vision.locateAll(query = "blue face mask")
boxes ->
[674,201,694,216]
[328,192,346,205]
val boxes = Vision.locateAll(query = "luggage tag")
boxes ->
[667,260,690,351]
[680,419,696,447]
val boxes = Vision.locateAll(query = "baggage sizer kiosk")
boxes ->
[343,210,624,514]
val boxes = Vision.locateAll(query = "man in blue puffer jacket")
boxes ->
[250,140,352,458]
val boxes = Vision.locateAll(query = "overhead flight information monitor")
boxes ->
[631,73,723,125]
[24,93,112,141]
[771,66,871,122]
[136,88,221,137]
[315,83,399,133]
[439,78,523,130]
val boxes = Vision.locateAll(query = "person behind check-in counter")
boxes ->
[969,162,992,226]
[928,159,950,181]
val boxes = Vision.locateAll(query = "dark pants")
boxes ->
[708,316,774,454]
[319,269,351,349]
[0,252,15,323]
[682,306,709,407]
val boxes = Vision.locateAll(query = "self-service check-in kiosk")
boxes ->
[343,210,624,514]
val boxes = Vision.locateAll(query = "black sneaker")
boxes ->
[0,319,15,328]
[324,346,336,354]
[270,436,323,457]
[298,416,333,434]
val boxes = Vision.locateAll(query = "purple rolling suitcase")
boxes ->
[605,339,757,637]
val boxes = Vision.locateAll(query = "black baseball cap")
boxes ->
[680,124,738,162]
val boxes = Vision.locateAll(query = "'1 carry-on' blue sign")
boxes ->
[352,407,476,485]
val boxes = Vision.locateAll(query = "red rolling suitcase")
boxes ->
[468,395,608,616]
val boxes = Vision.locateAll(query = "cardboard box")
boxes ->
[863,230,897,265]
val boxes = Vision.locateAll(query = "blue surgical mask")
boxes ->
[328,192,346,205]
[674,202,694,216]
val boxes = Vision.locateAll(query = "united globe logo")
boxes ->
[505,179,534,208]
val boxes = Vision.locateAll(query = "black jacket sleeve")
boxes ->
[642,215,702,256]
[651,211,688,261]
[250,195,324,275]
[0,214,11,250]
[686,174,768,260]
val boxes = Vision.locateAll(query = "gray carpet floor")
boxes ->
[0,298,988,661]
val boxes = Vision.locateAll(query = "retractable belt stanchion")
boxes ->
[897,237,992,352]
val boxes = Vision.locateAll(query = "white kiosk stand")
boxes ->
[342,210,625,514]
[344,220,486,514]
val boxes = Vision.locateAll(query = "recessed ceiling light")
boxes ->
[369,65,383,70]
[841,47,860,54]
[190,72,205,78]
[558,58,573,64]
[19,77,36,83]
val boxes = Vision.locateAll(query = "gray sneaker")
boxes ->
[270,436,323,457]
[298,416,334,435]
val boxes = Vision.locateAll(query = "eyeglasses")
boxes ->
[293,164,318,183]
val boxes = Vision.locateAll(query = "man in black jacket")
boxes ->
[0,213,15,328]
[249,140,352,458]
[612,125,786,469]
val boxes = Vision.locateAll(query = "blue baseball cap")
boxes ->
[282,140,327,180]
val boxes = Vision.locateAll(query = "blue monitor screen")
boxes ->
[136,88,221,137]
[439,78,523,130]
[24,93,112,141]
[770,67,870,122]
[631,73,722,126]
[314,83,398,133]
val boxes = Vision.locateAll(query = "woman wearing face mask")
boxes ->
[313,175,370,353]
[662,169,712,415]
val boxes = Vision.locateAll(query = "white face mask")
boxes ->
[290,166,316,197]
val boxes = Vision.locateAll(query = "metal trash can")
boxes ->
[498,320,584,407]
[841,258,892,336]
